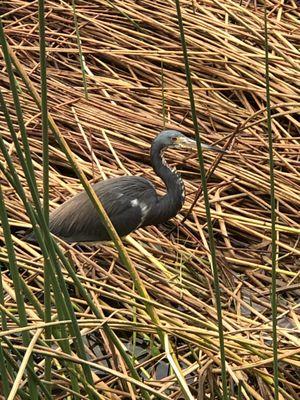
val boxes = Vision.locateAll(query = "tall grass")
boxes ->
[175,0,228,398]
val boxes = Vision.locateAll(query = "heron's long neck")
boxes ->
[150,144,185,224]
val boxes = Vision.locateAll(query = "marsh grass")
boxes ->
[0,0,299,399]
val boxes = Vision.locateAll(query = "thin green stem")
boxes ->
[38,0,52,390]
[174,1,228,398]
[264,4,278,399]
[0,345,11,397]
[0,267,11,397]
[39,1,49,220]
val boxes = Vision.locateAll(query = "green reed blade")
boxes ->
[174,1,228,398]
[263,3,279,399]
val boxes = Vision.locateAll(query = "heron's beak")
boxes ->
[200,143,227,154]
[177,137,227,154]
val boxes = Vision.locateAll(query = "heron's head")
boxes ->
[154,130,197,150]
[153,130,226,154]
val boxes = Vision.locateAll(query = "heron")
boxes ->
[29,130,224,243]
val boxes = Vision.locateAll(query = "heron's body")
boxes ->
[28,130,223,243]
[49,175,182,243]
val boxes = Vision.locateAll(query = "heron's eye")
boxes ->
[171,137,177,142]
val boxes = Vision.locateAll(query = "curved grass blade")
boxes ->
[38,0,52,391]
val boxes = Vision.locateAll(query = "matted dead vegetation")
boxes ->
[0,0,299,399]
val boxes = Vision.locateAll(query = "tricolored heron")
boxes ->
[34,130,224,243]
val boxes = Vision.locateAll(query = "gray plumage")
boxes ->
[49,176,158,242]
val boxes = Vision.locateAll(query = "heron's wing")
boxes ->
[93,176,157,217]
[49,176,158,243]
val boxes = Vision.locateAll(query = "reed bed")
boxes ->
[0,0,299,399]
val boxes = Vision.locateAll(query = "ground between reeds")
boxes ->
[0,0,299,399]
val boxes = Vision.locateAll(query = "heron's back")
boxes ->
[49,176,158,243]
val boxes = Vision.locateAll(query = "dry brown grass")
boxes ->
[0,0,299,399]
